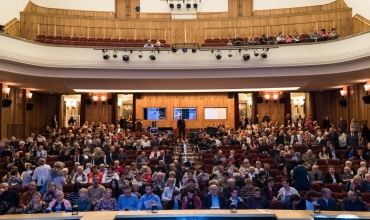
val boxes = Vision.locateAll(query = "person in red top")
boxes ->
[141,166,152,183]
[88,165,103,183]
[113,160,124,174]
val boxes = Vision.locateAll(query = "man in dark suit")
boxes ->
[177,116,186,141]
[108,146,117,162]
[73,151,85,164]
[347,128,359,149]
[262,113,270,123]
[324,166,342,185]
[275,150,286,171]
[317,188,338,211]
[166,163,182,182]
[281,194,301,210]
[202,184,226,209]
[119,116,127,132]
[98,151,112,165]
[158,150,171,165]
[86,153,99,167]
[361,124,370,145]
[263,164,276,179]
[307,165,324,185]
[296,190,319,210]
[328,144,341,160]
[51,115,58,129]
[327,128,339,149]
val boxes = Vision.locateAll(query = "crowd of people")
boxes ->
[0,113,370,215]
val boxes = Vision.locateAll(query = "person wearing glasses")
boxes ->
[341,189,369,211]
[46,191,72,212]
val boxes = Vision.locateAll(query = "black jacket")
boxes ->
[323,172,342,184]
[177,119,186,129]
[166,199,182,210]
[317,197,338,211]
[202,194,226,209]
[0,189,19,207]
[262,186,278,201]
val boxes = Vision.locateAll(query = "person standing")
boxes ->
[135,117,143,132]
[177,116,186,141]
[51,115,58,129]
[253,114,259,125]
[292,160,311,192]
[119,116,127,132]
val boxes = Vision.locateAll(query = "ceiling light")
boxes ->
[182,47,187,53]
[177,3,181,9]
[149,51,156,60]
[113,50,117,58]
[265,94,270,103]
[28,92,33,100]
[122,55,130,62]
[242,52,250,61]
[93,96,98,104]
[261,49,268,58]
[228,50,232,58]
[135,6,140,12]
[193,3,198,8]
[365,84,370,95]
[103,50,109,60]
[273,94,278,100]
[172,45,178,53]
[340,89,345,97]
[169,3,174,8]
[138,51,143,59]
[254,50,259,57]
[186,3,191,8]
[192,48,197,53]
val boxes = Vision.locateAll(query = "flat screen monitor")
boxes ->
[174,108,196,120]
[204,107,227,120]
[143,108,166,120]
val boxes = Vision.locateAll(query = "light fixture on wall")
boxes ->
[300,99,305,107]
[66,101,71,109]
[72,101,76,110]
[93,96,98,105]
[294,99,298,108]
[248,98,252,108]
[101,96,106,105]
[273,94,278,103]
[340,89,345,99]
[365,84,370,96]
[4,87,10,99]
[264,94,270,103]
[28,92,33,102]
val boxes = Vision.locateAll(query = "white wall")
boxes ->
[0,0,115,25]
[344,0,370,20]
[253,0,336,10]
[140,0,228,13]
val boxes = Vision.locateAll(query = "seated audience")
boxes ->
[278,178,298,201]
[25,192,48,214]
[0,182,20,214]
[72,166,88,184]
[46,191,72,212]
[285,34,292,43]
[110,179,121,201]
[246,187,270,209]
[103,166,119,183]
[162,178,179,202]
[254,171,268,189]
[87,175,105,203]
[276,33,285,44]
[342,167,354,184]
[362,174,370,192]
[181,188,201,210]
[341,190,369,211]
[44,162,66,191]
[141,166,152,184]
[328,28,340,40]
[307,165,324,185]
[292,32,301,43]
[117,185,139,211]
[281,194,301,210]
[74,188,92,212]
[308,29,320,42]
[345,175,363,193]
[267,34,275,44]
[226,188,245,209]
[66,182,82,204]
[144,40,153,47]
[297,190,319,210]
[181,178,201,198]
[324,166,342,185]
[94,188,117,211]
[319,29,328,41]
[197,167,209,183]
[138,183,163,210]
[88,166,103,183]
[202,184,226,209]
[43,182,57,204]
[262,177,278,201]
[165,190,182,210]
[240,178,254,201]
[317,188,338,211]
[260,34,268,45]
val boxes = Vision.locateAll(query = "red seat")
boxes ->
[36,35,45,40]
[328,159,341,166]
[71,37,80,41]
[105,42,113,46]
[130,43,138,47]
[104,38,112,42]
[310,183,321,192]
[63,36,71,41]
[96,38,104,42]
[119,39,127,43]
[162,43,170,47]
[80,37,88,41]
[270,200,282,209]
[317,159,328,166]
[112,39,119,42]
[205,39,212,43]
[80,41,88,46]
[63,40,71,45]
[71,41,80,45]
[128,39,135,43]
[46,35,54,40]
[361,193,370,204]
[45,39,53,44]
[88,42,96,46]
[35,39,45,43]
[122,43,130,47]
[135,39,142,43]
[203,158,214,165]
[127,154,137,160]
[159,39,166,43]
[125,159,135,166]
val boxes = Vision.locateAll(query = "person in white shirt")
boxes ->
[72,166,88,184]
[161,178,179,201]
[36,145,47,158]
[32,158,51,190]
[103,166,119,183]
[142,137,151,148]
[149,147,159,160]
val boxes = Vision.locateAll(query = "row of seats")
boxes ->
[36,35,167,43]
[35,40,171,47]
[204,34,312,45]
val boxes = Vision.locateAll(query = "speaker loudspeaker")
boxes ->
[279,98,286,103]
[136,93,142,99]
[339,99,347,107]
[26,103,34,110]
[362,95,370,104]
[256,97,263,103]
[85,99,92,105]
[2,99,12,107]
[107,98,113,105]
[228,92,234,99]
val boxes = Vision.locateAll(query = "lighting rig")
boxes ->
[96,44,276,61]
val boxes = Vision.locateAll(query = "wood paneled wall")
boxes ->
[24,2,115,18]
[135,93,235,129]
[116,0,140,19]
[353,14,370,34]
[228,0,253,18]
[20,8,352,44]
[0,83,59,140]
[313,83,370,129]
[84,94,112,125]
[253,0,348,16]
[4,18,21,37]
[256,102,284,125]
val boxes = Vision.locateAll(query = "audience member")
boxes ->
[32,158,51,191]
[246,187,270,209]
[296,190,318,210]
[46,191,72,212]
[307,165,324,185]
[165,190,182,210]
[341,190,369,211]
[25,192,48,214]
[281,194,301,210]
[262,177,278,201]
[292,160,311,192]
[117,185,139,211]
[202,184,226,209]
[278,178,298,201]
[94,188,117,211]
[138,184,162,210]
[87,175,105,203]
[324,166,342,185]
[74,188,92,212]
[66,182,82,204]
[42,182,57,204]
[317,188,338,211]
[181,188,201,209]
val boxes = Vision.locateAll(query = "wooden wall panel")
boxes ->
[4,18,21,37]
[85,94,112,124]
[1,86,24,139]
[353,14,370,34]
[135,93,235,129]
[21,8,352,43]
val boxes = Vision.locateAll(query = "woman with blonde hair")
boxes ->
[25,192,48,213]
[94,188,117,211]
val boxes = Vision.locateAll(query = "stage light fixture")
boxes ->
[138,51,143,59]
[215,51,222,60]
[186,3,191,8]
[228,50,232,58]
[182,47,188,53]
[122,55,130,62]
[192,48,197,53]
[169,3,174,8]
[172,45,178,53]
[193,3,198,8]
[254,50,259,57]
[135,6,140,12]
[113,50,117,58]
[103,50,110,60]
[149,52,156,60]
[242,53,250,61]
[177,3,181,9]
[261,49,268,58]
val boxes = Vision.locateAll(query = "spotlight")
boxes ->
[182,47,187,53]
[169,3,174,8]
[186,3,191,8]
[103,50,110,60]
[138,51,143,59]
[172,45,178,53]
[177,3,181,9]
[122,55,130,62]
[193,3,198,8]
[261,49,268,58]
[254,50,259,57]
[215,51,222,60]
[113,50,117,58]
[242,54,250,61]
[228,50,232,58]
[149,52,156,60]
[192,48,197,53]
[135,6,140,12]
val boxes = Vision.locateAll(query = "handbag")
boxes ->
[39,184,47,196]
